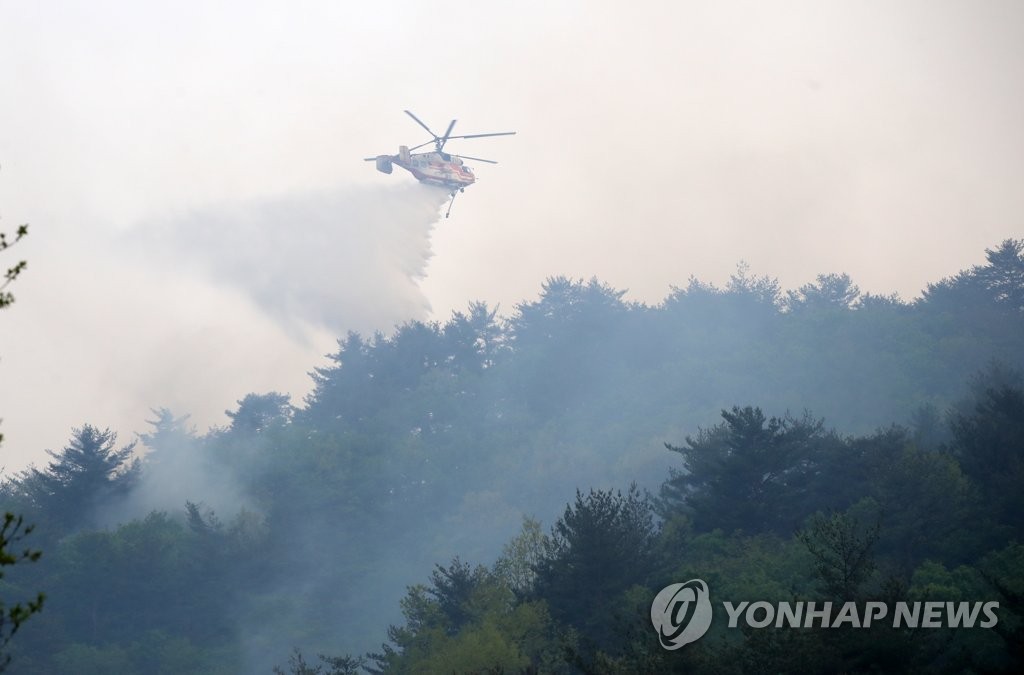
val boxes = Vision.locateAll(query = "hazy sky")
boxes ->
[1,0,1022,469]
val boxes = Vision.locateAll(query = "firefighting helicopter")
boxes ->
[364,110,516,217]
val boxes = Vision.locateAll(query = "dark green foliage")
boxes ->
[3,242,1024,672]
[797,510,880,601]
[980,544,1024,669]
[427,558,492,634]
[0,513,44,671]
[226,392,293,434]
[532,486,657,653]
[15,426,138,534]
[660,407,834,534]
[949,372,1024,538]
[868,440,976,569]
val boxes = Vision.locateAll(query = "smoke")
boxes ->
[125,182,451,338]
[96,416,248,528]
[117,180,449,507]
[0,181,449,474]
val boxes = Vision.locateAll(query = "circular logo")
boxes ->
[651,579,713,650]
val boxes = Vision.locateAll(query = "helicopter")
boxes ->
[365,110,515,217]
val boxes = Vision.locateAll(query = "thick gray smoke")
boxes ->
[98,182,450,517]
[94,414,245,529]
[126,182,451,337]
[1,182,451,471]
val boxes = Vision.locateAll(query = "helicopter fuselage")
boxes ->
[375,146,475,193]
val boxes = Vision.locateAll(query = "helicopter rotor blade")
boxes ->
[451,154,498,164]
[445,131,516,141]
[437,119,457,150]
[404,110,438,139]
[408,141,434,151]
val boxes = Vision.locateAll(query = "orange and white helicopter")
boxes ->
[365,110,515,217]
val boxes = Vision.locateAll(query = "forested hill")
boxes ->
[2,240,1023,673]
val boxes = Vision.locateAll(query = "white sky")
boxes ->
[1,0,1022,469]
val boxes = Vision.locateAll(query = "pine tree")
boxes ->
[21,425,138,531]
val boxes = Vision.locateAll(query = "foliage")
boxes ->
[797,508,880,601]
[368,559,564,674]
[493,516,548,597]
[0,224,28,310]
[0,513,44,671]
[14,426,138,535]
[949,370,1024,539]
[2,241,1024,672]
[529,485,657,658]
[273,648,365,675]
[660,406,835,534]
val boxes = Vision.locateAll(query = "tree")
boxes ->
[532,485,658,650]
[660,407,831,534]
[949,375,1024,537]
[972,239,1024,313]
[427,557,492,635]
[20,425,138,531]
[369,555,562,674]
[138,408,195,459]
[785,273,860,312]
[442,301,504,373]
[919,240,1024,326]
[493,516,549,596]
[225,392,293,435]
[797,509,880,601]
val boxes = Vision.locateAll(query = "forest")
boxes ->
[1,239,1022,673]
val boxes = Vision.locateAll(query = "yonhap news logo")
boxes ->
[651,580,1001,650]
[650,579,713,649]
